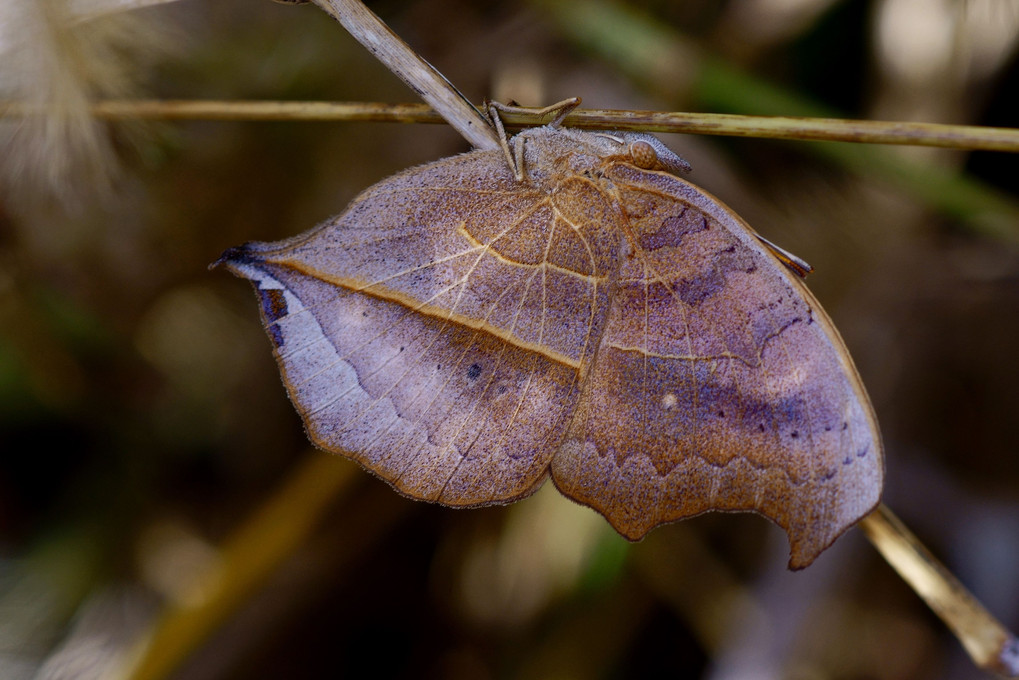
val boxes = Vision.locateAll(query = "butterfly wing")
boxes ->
[551,162,883,568]
[217,147,617,506]
[219,125,882,567]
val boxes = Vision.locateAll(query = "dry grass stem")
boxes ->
[309,0,498,150]
[554,109,1019,153]
[5,100,1017,152]
[860,505,1019,677]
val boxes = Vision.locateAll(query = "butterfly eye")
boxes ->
[629,140,659,169]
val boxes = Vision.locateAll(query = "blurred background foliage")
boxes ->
[1,0,1018,678]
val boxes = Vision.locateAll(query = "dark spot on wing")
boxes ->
[674,267,725,306]
[257,289,289,349]
[267,325,284,349]
[636,208,707,251]
[213,244,262,268]
[258,288,288,323]
[672,241,758,306]
[467,363,482,380]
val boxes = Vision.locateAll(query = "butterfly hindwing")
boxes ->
[551,162,882,568]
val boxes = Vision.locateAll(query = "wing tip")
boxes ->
[210,242,264,272]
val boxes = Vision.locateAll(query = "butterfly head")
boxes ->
[578,130,693,176]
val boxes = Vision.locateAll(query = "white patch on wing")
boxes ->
[232,261,446,479]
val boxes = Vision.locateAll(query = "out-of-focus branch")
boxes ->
[121,453,361,680]
[860,505,1019,677]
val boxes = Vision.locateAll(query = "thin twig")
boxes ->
[81,100,445,123]
[555,109,1019,153]
[309,0,498,150]
[859,505,1019,677]
[5,100,1017,152]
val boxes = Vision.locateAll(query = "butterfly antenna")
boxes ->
[756,234,814,278]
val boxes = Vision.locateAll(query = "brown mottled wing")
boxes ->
[551,163,883,568]
[217,148,617,505]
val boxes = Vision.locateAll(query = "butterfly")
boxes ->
[215,108,883,568]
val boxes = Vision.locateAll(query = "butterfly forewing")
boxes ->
[219,146,616,505]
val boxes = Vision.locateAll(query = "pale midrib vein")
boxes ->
[283,261,583,371]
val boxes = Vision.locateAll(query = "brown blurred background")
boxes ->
[1,1,1018,678]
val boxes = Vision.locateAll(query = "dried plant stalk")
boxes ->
[550,108,1019,153]
[309,0,498,150]
[6,99,1018,152]
[859,505,1019,676]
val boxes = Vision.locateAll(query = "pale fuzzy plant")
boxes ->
[0,0,178,209]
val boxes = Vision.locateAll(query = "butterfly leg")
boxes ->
[755,234,814,278]
[487,97,582,128]
[486,98,584,181]
[537,97,582,127]
[485,100,523,181]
